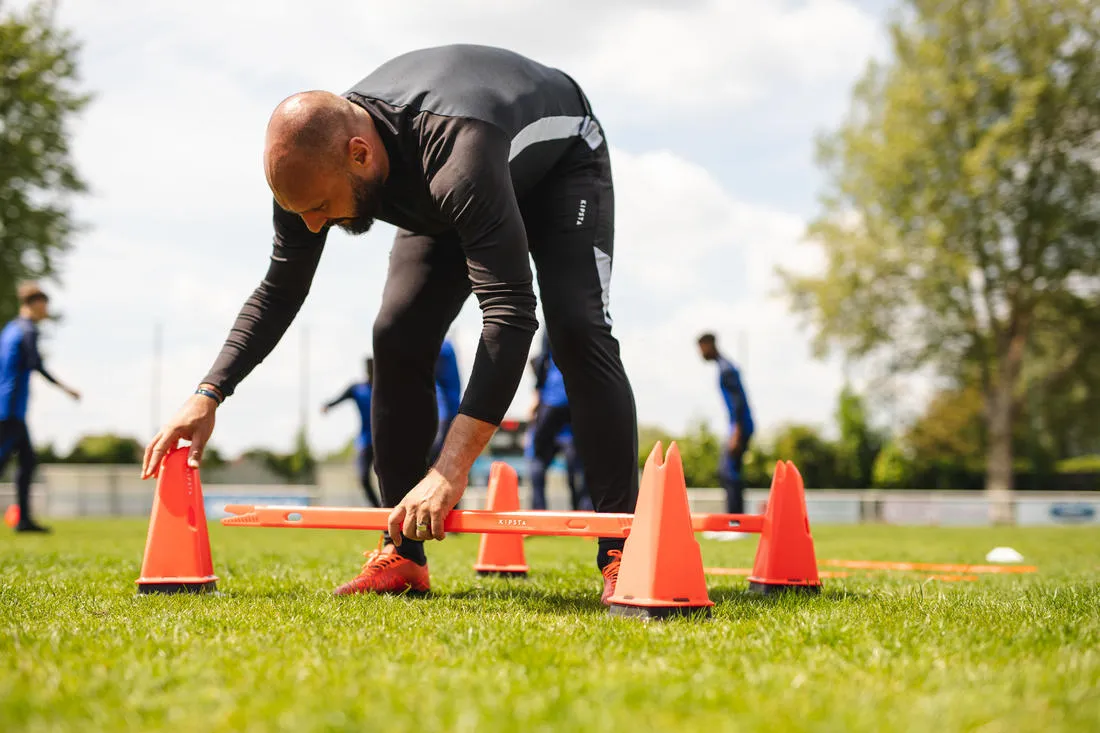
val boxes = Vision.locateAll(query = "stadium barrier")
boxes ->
[4,463,1098,527]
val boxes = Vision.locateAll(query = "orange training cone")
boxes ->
[748,460,821,594]
[473,461,529,576]
[135,446,219,594]
[4,504,19,528]
[608,441,714,619]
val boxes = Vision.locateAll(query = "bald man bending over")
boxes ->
[142,44,639,604]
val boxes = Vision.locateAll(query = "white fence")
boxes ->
[3,463,1098,527]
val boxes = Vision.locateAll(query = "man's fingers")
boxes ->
[188,430,209,469]
[145,430,179,479]
[430,504,447,541]
[417,503,438,541]
[141,431,169,479]
[387,505,406,547]
[141,432,161,478]
[403,504,422,541]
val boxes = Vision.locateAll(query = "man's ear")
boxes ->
[348,136,371,168]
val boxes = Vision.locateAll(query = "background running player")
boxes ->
[321,357,381,507]
[429,338,462,465]
[1,282,81,533]
[697,332,755,514]
[528,331,591,511]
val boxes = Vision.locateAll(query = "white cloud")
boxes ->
[607,148,845,440]
[17,0,891,458]
[45,0,883,115]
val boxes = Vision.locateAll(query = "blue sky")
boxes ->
[17,0,913,457]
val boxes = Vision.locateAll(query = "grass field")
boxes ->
[2,520,1099,732]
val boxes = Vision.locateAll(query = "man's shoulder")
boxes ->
[0,318,30,343]
[344,44,583,136]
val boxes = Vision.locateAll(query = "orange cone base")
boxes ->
[135,447,219,595]
[475,566,529,577]
[605,442,715,621]
[472,462,528,577]
[137,578,218,595]
[609,601,713,620]
[747,579,821,596]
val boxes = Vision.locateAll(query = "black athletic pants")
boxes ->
[530,404,592,512]
[0,419,36,523]
[371,140,639,569]
[720,435,752,515]
[356,445,382,508]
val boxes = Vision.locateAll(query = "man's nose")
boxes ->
[301,212,327,233]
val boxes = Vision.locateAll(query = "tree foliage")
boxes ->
[0,0,90,320]
[67,433,143,464]
[781,0,1100,509]
[834,385,886,488]
[240,428,316,483]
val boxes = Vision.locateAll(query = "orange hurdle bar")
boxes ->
[221,505,763,538]
[822,559,1038,575]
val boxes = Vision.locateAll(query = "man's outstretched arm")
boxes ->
[322,385,356,413]
[23,329,79,400]
[201,203,328,398]
[142,202,327,478]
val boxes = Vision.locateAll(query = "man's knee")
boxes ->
[373,309,412,359]
[545,308,609,365]
[373,310,438,382]
[16,446,36,477]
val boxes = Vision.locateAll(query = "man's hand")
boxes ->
[320,404,330,415]
[65,386,81,401]
[387,468,467,544]
[386,413,496,544]
[728,427,742,455]
[142,394,218,479]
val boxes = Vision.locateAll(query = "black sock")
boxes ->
[384,533,427,566]
[597,538,625,570]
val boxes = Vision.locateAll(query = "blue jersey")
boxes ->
[0,318,49,421]
[531,332,568,408]
[435,340,462,422]
[540,356,568,408]
[329,382,373,450]
[717,356,754,435]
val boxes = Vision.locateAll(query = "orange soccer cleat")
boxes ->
[600,549,622,605]
[333,536,431,597]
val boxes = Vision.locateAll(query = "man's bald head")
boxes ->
[264,91,358,187]
[262,90,389,235]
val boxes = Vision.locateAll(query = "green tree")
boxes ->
[67,434,143,464]
[781,0,1100,520]
[637,422,719,488]
[1019,291,1100,465]
[323,437,357,464]
[906,386,986,473]
[741,442,777,490]
[239,430,317,483]
[35,441,62,463]
[834,385,885,488]
[872,440,915,489]
[675,419,721,489]
[287,426,316,483]
[637,424,676,472]
[201,444,227,470]
[0,1,90,320]
[772,424,838,489]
